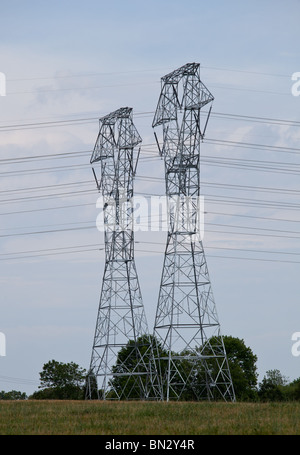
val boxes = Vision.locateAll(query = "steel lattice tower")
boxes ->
[86,107,161,400]
[152,63,235,401]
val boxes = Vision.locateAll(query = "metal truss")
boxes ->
[86,107,161,400]
[152,64,235,401]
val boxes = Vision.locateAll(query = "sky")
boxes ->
[0,0,300,395]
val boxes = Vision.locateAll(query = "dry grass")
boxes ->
[0,400,300,435]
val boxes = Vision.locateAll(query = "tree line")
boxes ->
[1,335,300,401]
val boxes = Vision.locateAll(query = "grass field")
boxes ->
[0,400,300,435]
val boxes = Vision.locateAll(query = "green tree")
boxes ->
[191,335,258,401]
[84,370,99,399]
[221,335,258,401]
[110,335,166,400]
[258,369,289,402]
[264,369,289,386]
[284,377,300,401]
[111,334,258,401]
[0,390,27,400]
[258,378,284,401]
[30,360,86,400]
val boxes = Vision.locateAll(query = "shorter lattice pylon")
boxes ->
[86,107,162,400]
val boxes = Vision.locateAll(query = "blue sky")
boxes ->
[0,0,300,395]
[1,1,298,74]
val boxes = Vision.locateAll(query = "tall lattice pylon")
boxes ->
[86,107,161,400]
[152,63,235,401]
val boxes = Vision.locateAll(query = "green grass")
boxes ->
[0,400,300,435]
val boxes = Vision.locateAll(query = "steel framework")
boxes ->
[152,63,235,401]
[86,107,161,400]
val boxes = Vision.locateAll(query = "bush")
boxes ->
[30,384,84,400]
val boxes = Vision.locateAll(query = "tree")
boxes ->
[111,334,259,401]
[0,390,27,400]
[284,377,300,401]
[109,335,166,400]
[220,336,258,401]
[84,370,99,399]
[258,369,289,402]
[30,360,86,400]
[263,369,289,386]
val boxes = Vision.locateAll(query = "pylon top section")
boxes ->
[152,63,214,128]
[161,62,199,83]
[90,107,142,164]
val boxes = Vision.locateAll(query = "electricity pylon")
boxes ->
[86,107,161,400]
[152,63,235,401]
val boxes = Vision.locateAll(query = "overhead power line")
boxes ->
[0,110,299,133]
[1,214,300,241]
[2,145,300,182]
[1,241,300,265]
[6,64,291,84]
